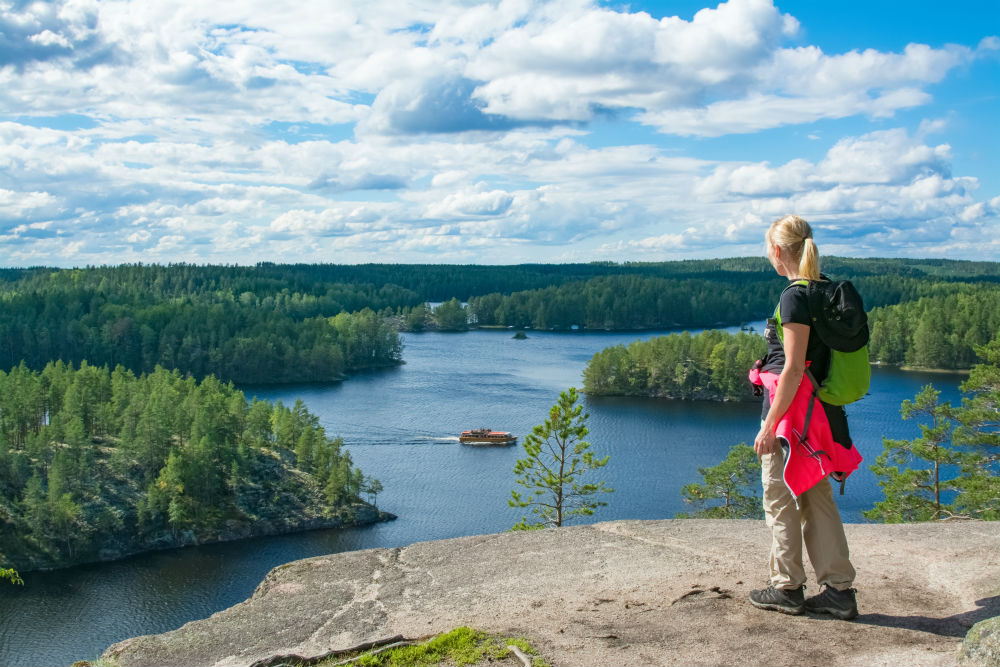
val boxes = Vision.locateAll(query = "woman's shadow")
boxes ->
[836,595,1000,637]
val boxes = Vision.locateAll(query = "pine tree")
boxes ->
[432,298,468,331]
[679,443,763,519]
[509,387,612,530]
[864,385,965,522]
[364,476,383,509]
[952,339,1000,519]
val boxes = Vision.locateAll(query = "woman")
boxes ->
[749,215,859,620]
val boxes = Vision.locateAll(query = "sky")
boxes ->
[0,0,998,267]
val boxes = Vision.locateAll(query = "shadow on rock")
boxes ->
[851,596,1000,638]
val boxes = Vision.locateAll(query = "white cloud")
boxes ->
[697,128,959,197]
[0,188,61,219]
[126,229,151,243]
[424,185,515,219]
[638,88,933,137]
[619,126,998,258]
[0,0,996,265]
[817,129,953,185]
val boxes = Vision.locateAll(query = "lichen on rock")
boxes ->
[961,616,1000,667]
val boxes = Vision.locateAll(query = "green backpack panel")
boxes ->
[817,347,871,405]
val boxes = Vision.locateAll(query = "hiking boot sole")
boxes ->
[749,598,804,615]
[805,605,857,620]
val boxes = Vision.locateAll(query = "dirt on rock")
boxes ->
[103,519,1000,667]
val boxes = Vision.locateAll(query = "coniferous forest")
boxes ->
[583,331,766,400]
[580,270,1000,400]
[4,259,1000,384]
[0,265,405,385]
[0,362,380,571]
[3,258,1000,570]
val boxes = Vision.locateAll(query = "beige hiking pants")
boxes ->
[761,449,855,591]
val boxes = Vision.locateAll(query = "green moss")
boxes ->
[318,627,542,667]
[960,616,1000,666]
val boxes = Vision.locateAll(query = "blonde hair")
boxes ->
[766,214,821,281]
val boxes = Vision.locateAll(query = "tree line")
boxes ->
[468,275,782,330]
[581,279,1000,400]
[867,287,1000,369]
[0,268,402,384]
[0,361,381,571]
[4,261,1000,384]
[462,271,1000,336]
[582,330,766,400]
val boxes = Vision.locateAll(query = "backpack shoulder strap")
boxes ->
[774,279,823,394]
[774,279,809,343]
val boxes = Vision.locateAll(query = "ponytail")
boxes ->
[767,214,822,280]
[799,237,821,281]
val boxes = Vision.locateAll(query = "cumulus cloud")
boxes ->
[423,185,516,219]
[619,127,995,257]
[0,1,115,69]
[697,128,958,197]
[0,0,996,265]
[361,75,550,136]
[459,0,986,136]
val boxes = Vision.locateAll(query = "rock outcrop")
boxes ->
[961,616,1000,666]
[103,519,1000,667]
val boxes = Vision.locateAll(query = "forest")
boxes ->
[583,331,765,400]
[464,270,1000,343]
[4,260,1000,386]
[0,267,403,385]
[867,287,1000,369]
[3,258,999,570]
[581,281,1000,400]
[0,361,382,571]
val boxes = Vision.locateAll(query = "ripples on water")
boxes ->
[0,328,967,666]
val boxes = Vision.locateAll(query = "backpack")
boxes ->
[775,278,871,406]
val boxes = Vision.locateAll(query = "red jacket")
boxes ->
[749,365,862,501]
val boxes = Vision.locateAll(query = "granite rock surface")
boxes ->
[103,519,1000,667]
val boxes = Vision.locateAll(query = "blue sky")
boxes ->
[0,0,997,267]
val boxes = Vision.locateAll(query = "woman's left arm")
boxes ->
[754,322,809,456]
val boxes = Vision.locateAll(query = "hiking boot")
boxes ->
[749,585,805,615]
[804,585,858,620]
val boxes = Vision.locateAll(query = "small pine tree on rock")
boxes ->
[510,387,612,530]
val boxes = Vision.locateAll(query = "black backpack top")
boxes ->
[804,278,869,353]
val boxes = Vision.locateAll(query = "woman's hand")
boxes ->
[755,422,776,456]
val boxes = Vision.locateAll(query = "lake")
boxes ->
[0,328,967,666]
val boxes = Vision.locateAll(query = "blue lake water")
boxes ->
[0,328,967,666]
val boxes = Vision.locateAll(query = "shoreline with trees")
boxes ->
[0,362,390,573]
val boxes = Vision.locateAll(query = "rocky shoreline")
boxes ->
[20,504,396,573]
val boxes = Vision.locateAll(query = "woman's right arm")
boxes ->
[754,321,809,456]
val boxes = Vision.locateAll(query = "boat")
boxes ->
[459,428,517,446]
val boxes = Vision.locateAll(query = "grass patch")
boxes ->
[317,627,548,667]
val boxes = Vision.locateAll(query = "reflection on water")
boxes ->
[0,328,966,666]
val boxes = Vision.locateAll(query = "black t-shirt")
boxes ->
[759,281,852,447]
[760,282,831,383]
